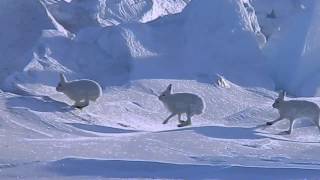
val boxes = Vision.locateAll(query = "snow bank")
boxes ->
[2,0,275,96]
[2,1,320,179]
[0,0,54,86]
[3,0,320,97]
[251,0,320,96]
[129,0,272,88]
[2,78,320,179]
[292,1,320,96]
[42,0,190,32]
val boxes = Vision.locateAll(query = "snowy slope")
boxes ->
[2,0,320,179]
[1,0,275,95]
[2,0,320,95]
[0,0,55,86]
[42,0,190,31]
[252,0,320,96]
[2,79,320,179]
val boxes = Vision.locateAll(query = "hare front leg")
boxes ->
[276,119,294,135]
[163,113,177,124]
[284,119,294,134]
[266,116,283,126]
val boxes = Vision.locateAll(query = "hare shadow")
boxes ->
[47,157,320,179]
[5,95,72,113]
[191,126,265,140]
[65,123,137,134]
[161,125,265,140]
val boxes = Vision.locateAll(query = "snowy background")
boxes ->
[1,0,320,179]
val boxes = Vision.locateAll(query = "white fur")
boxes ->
[158,84,205,127]
[56,73,102,108]
[267,91,320,134]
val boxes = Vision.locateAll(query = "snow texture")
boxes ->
[1,0,320,179]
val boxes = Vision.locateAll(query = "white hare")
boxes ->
[266,91,320,134]
[158,84,205,127]
[56,73,102,109]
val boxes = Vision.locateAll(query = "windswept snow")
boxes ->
[0,0,54,85]
[42,0,190,31]
[2,0,320,179]
[2,79,320,179]
[252,0,320,96]
[2,0,274,94]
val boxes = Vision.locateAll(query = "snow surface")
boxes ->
[2,0,320,179]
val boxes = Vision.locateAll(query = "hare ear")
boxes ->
[279,90,285,100]
[166,84,172,93]
[59,73,67,84]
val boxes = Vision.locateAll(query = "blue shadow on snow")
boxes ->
[46,158,320,179]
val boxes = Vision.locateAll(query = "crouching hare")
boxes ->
[266,91,320,134]
[56,73,102,109]
[158,84,205,127]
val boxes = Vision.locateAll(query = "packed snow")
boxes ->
[1,0,320,179]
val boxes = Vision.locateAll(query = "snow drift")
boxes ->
[2,0,320,179]
[1,0,275,96]
[2,0,320,97]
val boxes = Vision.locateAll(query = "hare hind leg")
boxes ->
[178,113,184,124]
[177,112,192,127]
[74,98,89,109]
[313,117,320,132]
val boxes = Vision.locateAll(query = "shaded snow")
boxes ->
[42,0,190,31]
[1,0,275,95]
[2,0,320,179]
[0,0,54,85]
[2,79,320,179]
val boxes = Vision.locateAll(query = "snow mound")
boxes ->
[2,0,274,95]
[42,0,190,32]
[3,0,320,97]
[2,79,320,179]
[1,79,273,135]
[0,0,54,85]
[4,1,320,179]
[252,0,320,96]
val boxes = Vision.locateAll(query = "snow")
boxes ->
[252,0,320,96]
[2,79,320,179]
[42,0,190,31]
[2,0,320,179]
[0,0,54,85]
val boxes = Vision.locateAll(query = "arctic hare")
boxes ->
[158,84,204,127]
[266,91,320,134]
[56,73,102,109]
